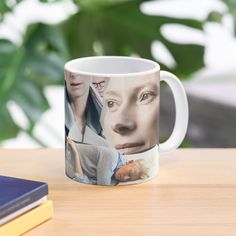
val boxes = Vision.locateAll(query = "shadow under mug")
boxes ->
[64,56,188,186]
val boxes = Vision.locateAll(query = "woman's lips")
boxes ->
[70,83,83,89]
[115,142,145,153]
[70,82,82,86]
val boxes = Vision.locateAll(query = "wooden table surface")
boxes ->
[1,149,236,236]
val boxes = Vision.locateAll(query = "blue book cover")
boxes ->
[0,175,48,219]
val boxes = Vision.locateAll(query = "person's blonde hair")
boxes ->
[133,155,158,180]
[133,159,150,180]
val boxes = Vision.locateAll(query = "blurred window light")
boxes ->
[0,0,78,44]
[7,101,30,130]
[204,22,236,68]
[151,41,177,69]
[33,86,64,148]
[140,0,227,20]
[161,24,205,45]
[3,132,41,148]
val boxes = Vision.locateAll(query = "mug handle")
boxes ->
[159,71,189,153]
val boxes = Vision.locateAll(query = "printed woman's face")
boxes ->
[65,72,91,99]
[92,77,105,98]
[102,75,159,154]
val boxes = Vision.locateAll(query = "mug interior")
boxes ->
[64,56,159,76]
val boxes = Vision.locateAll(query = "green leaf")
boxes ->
[0,0,207,145]
[164,42,204,79]
[0,106,20,142]
[75,0,134,11]
[11,80,50,124]
[62,0,204,77]
[0,0,22,18]
[38,0,63,2]
[0,1,13,17]
[0,24,69,143]
[0,40,24,101]
[207,11,224,23]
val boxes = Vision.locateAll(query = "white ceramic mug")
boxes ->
[64,56,188,186]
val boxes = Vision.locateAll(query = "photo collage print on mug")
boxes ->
[65,70,160,186]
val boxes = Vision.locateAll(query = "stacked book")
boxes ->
[0,175,53,235]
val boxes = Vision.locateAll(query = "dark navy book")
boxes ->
[0,175,48,219]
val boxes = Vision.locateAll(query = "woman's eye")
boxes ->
[141,93,150,101]
[106,99,119,111]
[107,101,114,108]
[140,92,156,103]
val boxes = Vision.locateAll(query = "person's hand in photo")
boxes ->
[67,137,77,156]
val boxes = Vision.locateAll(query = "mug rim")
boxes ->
[64,56,160,77]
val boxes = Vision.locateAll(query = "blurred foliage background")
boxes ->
[0,0,235,147]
